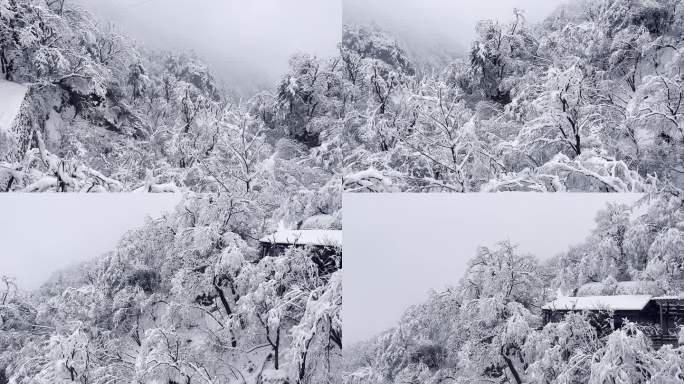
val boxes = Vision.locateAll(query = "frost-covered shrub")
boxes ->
[409,343,446,370]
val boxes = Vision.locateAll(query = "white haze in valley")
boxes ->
[343,193,644,345]
[77,0,342,96]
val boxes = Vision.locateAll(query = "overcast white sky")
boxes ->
[344,0,569,55]
[343,193,644,345]
[0,194,181,291]
[76,0,342,95]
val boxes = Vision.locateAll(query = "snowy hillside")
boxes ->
[0,0,344,193]
[341,193,684,384]
[0,2,343,382]
[340,0,684,192]
[3,0,684,193]
[0,194,342,384]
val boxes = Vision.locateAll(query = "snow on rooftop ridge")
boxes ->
[543,295,653,311]
[0,79,28,133]
[259,230,342,246]
[652,295,684,300]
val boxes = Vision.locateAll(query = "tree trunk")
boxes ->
[273,326,280,370]
[501,352,522,384]
[214,284,237,347]
[330,328,342,349]
[298,336,314,382]
[0,49,7,79]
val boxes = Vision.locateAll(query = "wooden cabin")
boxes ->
[258,230,342,275]
[543,295,684,348]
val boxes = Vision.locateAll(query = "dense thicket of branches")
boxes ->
[1,193,342,384]
[341,0,684,192]
[0,2,343,383]
[0,0,345,193]
[342,192,684,384]
[4,0,684,194]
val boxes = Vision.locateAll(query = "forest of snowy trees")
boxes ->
[2,0,684,383]
[0,0,345,192]
[341,192,684,384]
[0,193,342,383]
[341,0,684,192]
[5,0,684,194]
[0,1,342,383]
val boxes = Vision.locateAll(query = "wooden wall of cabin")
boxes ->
[545,309,650,338]
[655,301,684,336]
[613,305,659,328]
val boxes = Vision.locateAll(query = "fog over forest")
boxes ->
[78,0,342,96]
[344,0,568,67]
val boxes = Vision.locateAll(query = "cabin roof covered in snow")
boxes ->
[652,296,684,301]
[543,295,653,311]
[259,230,342,246]
[0,79,28,133]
